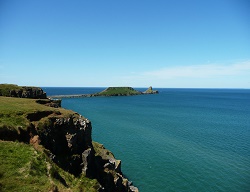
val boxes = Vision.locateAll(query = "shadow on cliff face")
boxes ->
[0,125,20,141]
[0,125,33,143]
[36,115,94,177]
[27,111,53,121]
[35,116,138,191]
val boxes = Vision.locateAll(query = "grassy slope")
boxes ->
[0,96,100,191]
[0,141,99,192]
[0,141,52,191]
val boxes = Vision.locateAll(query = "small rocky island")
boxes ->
[50,86,158,99]
[142,86,159,94]
[0,84,138,192]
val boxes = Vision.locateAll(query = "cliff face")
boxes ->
[10,87,47,99]
[35,114,93,176]
[34,114,138,191]
[0,84,47,99]
[0,95,138,192]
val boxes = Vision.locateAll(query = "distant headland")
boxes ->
[50,86,158,99]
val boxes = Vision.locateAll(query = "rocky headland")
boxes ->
[50,86,158,99]
[0,84,47,99]
[0,84,138,192]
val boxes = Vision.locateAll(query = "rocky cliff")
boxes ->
[0,93,138,191]
[0,84,47,99]
[35,113,137,191]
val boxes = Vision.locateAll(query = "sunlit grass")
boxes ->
[0,96,75,130]
[0,97,101,191]
[0,141,100,192]
[0,141,51,191]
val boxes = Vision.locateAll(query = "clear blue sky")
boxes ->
[0,0,249,88]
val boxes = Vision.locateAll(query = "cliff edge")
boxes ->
[0,85,138,192]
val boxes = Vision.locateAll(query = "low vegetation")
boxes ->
[0,141,51,191]
[0,141,100,191]
[0,96,101,191]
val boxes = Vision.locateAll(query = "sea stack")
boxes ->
[143,86,159,94]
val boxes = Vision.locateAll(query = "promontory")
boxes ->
[0,84,138,192]
[50,86,158,99]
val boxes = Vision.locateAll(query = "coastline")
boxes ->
[0,84,139,192]
[49,86,158,99]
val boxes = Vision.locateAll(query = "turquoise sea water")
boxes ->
[44,88,250,192]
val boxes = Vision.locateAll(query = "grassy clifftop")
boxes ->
[0,97,71,131]
[0,95,138,191]
[0,96,100,191]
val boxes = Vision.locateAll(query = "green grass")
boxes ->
[0,96,74,130]
[0,141,51,191]
[0,97,102,191]
[0,84,40,97]
[0,141,101,192]
[96,87,141,96]
[0,84,20,97]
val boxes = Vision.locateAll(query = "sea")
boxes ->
[43,87,250,192]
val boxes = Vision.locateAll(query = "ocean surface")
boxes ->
[44,87,250,192]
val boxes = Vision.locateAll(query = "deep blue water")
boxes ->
[44,87,250,192]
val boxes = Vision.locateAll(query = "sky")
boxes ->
[0,0,250,88]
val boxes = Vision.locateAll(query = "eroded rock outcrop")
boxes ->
[35,115,92,175]
[93,142,138,192]
[36,99,62,108]
[33,114,138,191]
[10,86,47,98]
[0,85,47,98]
[143,86,158,94]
